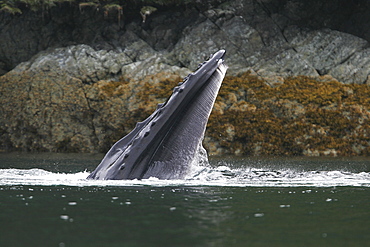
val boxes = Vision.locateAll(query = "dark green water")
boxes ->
[0,153,369,247]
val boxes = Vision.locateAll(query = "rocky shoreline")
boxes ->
[1,0,370,156]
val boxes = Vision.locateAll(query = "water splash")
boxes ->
[0,163,369,187]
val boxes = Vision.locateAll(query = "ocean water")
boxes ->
[0,153,369,246]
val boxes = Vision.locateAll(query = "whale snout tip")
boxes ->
[215,49,226,59]
[215,50,227,68]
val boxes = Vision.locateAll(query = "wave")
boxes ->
[1,164,369,187]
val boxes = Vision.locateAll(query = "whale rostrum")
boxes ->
[87,50,227,180]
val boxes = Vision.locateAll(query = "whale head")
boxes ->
[88,50,227,180]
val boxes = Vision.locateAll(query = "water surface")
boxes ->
[0,153,369,246]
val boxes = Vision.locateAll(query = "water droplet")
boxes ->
[60,215,69,220]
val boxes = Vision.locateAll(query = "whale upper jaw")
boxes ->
[87,50,227,180]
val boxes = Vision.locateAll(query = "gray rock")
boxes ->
[254,49,319,78]
[121,55,191,82]
[172,16,264,73]
[1,0,370,78]
[289,29,368,75]
[329,48,370,84]
[13,45,133,83]
[119,30,158,62]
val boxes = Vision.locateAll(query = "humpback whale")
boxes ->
[88,50,227,180]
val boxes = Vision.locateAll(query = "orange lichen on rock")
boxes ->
[205,72,370,156]
[1,67,370,156]
[101,70,370,156]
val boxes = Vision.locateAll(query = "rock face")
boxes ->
[0,43,189,152]
[205,74,370,156]
[1,0,370,155]
[1,0,370,77]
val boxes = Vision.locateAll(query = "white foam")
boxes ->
[0,164,369,187]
